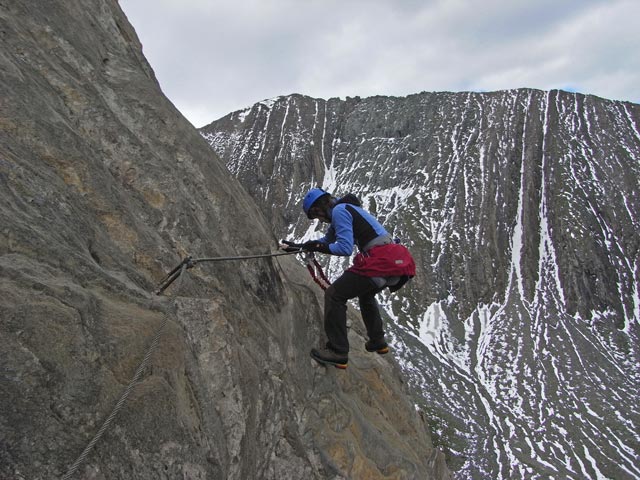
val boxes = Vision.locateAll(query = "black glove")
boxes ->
[280,239,304,252]
[302,240,331,254]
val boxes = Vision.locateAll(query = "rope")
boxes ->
[155,250,301,295]
[192,250,300,264]
[62,264,187,479]
[63,248,318,477]
[306,260,331,290]
[312,258,331,286]
[194,250,331,291]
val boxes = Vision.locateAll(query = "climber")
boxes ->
[281,188,416,369]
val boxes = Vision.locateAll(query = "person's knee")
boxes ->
[325,284,340,302]
[325,284,349,304]
[359,292,377,306]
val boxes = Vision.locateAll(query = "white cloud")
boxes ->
[120,0,640,126]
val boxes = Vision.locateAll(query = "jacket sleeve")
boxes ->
[318,225,336,244]
[327,206,354,256]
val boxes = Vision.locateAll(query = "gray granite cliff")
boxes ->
[0,3,450,479]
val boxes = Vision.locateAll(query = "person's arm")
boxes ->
[325,206,354,256]
[302,208,354,256]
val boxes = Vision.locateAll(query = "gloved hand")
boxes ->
[302,240,331,254]
[279,239,304,252]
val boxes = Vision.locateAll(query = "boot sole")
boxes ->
[310,351,348,369]
[366,346,390,354]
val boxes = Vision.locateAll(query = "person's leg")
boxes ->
[324,271,378,353]
[359,292,384,342]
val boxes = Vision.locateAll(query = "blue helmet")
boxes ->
[303,188,330,218]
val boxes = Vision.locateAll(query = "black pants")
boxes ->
[324,271,384,354]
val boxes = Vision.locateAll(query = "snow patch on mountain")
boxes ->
[200,90,640,480]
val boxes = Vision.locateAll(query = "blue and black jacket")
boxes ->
[319,202,389,256]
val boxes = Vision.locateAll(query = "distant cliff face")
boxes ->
[0,3,450,479]
[201,92,640,479]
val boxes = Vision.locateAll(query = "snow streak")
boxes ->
[202,90,640,480]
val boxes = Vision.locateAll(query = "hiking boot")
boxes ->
[310,347,348,369]
[365,338,389,354]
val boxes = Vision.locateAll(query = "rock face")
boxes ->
[0,3,450,479]
[201,92,640,479]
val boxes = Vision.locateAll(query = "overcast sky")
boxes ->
[119,0,639,128]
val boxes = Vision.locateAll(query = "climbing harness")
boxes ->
[63,247,329,478]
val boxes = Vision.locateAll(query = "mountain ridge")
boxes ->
[201,89,640,479]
